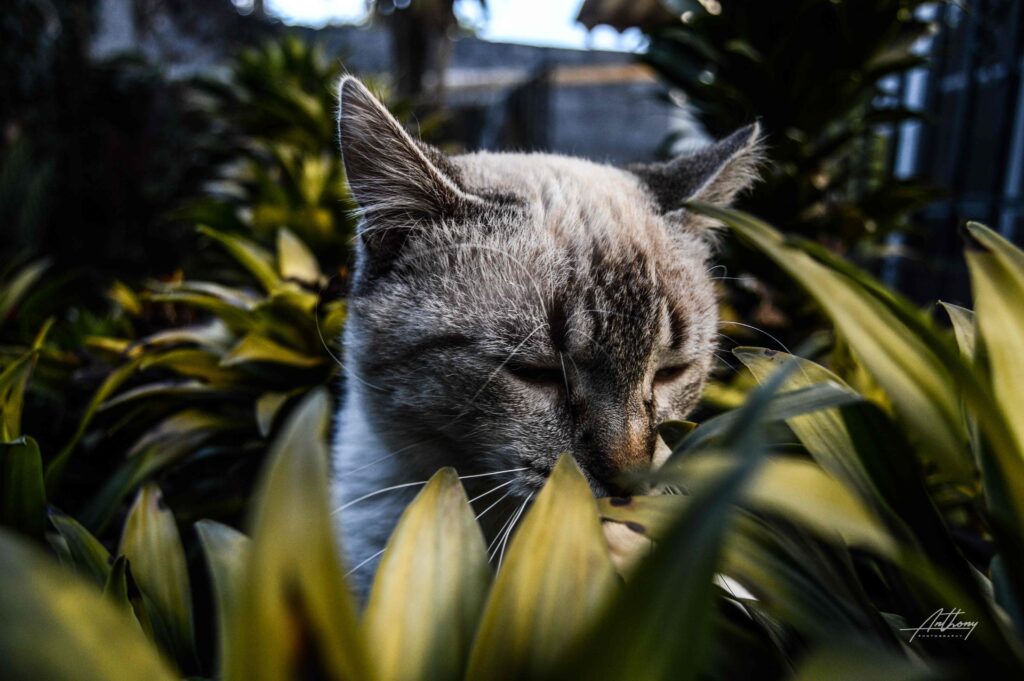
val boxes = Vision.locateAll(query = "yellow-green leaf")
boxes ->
[119,485,196,669]
[940,301,975,360]
[256,391,294,437]
[45,356,145,492]
[365,468,490,681]
[733,347,873,497]
[680,456,898,558]
[0,529,177,681]
[49,511,111,587]
[702,203,971,484]
[597,494,689,542]
[196,520,250,669]
[0,437,46,539]
[223,389,370,681]
[200,226,281,293]
[221,332,325,368]
[277,228,322,284]
[466,455,617,681]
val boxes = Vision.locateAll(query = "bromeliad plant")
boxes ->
[5,211,1024,680]
[42,225,344,534]
[185,35,361,262]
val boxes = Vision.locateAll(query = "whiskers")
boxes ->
[340,468,533,580]
[487,494,533,570]
[718,319,791,355]
[332,466,527,516]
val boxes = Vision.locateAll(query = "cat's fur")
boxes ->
[331,76,762,595]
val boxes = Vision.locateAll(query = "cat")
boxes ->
[330,76,762,596]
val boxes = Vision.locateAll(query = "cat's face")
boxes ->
[338,77,761,498]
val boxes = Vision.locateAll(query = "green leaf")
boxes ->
[45,356,145,493]
[200,226,281,293]
[119,484,196,670]
[679,382,859,454]
[573,451,757,681]
[466,455,617,681]
[793,645,940,681]
[196,520,250,669]
[49,511,111,587]
[571,351,803,681]
[277,227,322,284]
[0,437,46,539]
[365,468,491,681]
[221,332,325,368]
[676,455,898,559]
[702,203,971,484]
[99,380,217,411]
[0,260,49,321]
[223,389,370,681]
[141,348,242,384]
[256,391,293,437]
[103,555,134,615]
[0,319,52,440]
[965,222,1024,462]
[0,353,33,441]
[939,302,981,461]
[940,301,975,360]
[0,529,177,681]
[733,347,873,498]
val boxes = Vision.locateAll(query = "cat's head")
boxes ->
[337,76,761,497]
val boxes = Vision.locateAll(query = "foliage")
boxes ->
[45,225,344,534]
[642,0,942,332]
[3,208,1024,679]
[0,36,360,536]
[184,35,360,265]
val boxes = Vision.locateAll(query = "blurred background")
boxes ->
[5,1,1024,310]
[1,0,1023,555]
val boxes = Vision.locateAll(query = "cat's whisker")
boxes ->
[706,264,728,277]
[497,495,532,569]
[345,547,386,578]
[487,505,521,556]
[475,489,514,520]
[345,439,421,476]
[713,351,738,373]
[718,320,791,355]
[468,477,519,504]
[332,467,528,515]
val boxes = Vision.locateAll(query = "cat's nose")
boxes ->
[582,430,655,497]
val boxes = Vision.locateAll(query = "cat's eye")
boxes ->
[654,365,688,384]
[507,363,564,388]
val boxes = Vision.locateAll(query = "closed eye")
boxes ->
[507,363,564,387]
[654,365,688,384]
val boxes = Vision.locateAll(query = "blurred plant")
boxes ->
[5,210,1024,679]
[636,0,943,331]
[185,36,360,267]
[41,225,344,535]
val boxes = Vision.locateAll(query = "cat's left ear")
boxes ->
[337,76,480,227]
[630,123,763,214]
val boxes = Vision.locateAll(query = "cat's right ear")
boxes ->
[630,123,764,215]
[337,76,479,257]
